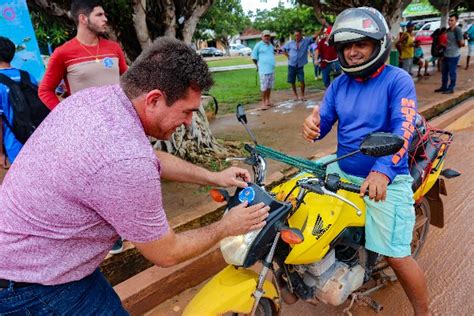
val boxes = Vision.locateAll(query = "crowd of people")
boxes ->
[396,13,469,94]
[0,0,471,314]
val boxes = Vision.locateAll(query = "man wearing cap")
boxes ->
[398,21,416,75]
[251,30,276,109]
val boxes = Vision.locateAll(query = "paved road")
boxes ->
[147,99,474,315]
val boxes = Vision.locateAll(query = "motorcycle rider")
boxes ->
[303,7,430,315]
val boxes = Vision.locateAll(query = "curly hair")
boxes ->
[120,37,214,106]
[0,36,15,63]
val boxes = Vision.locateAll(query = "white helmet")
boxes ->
[328,7,391,79]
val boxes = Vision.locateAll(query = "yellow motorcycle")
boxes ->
[184,105,459,315]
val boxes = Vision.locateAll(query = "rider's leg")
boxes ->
[386,256,430,316]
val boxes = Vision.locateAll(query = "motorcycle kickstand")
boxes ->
[342,283,387,315]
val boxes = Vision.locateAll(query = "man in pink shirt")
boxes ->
[0,37,269,314]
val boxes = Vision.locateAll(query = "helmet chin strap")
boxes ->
[354,64,386,82]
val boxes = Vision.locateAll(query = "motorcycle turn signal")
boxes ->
[280,227,304,244]
[209,189,229,202]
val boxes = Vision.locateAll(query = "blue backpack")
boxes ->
[0,70,50,144]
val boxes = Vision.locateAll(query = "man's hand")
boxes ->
[1,154,10,169]
[213,166,251,188]
[303,105,321,142]
[360,171,389,202]
[221,202,270,236]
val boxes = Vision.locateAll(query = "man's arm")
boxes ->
[155,150,250,188]
[115,42,128,74]
[134,201,269,267]
[456,27,465,47]
[360,73,417,201]
[38,50,67,110]
[0,117,8,169]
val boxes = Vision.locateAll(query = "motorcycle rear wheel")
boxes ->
[411,196,431,258]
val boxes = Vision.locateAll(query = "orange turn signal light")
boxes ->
[210,189,226,202]
[281,228,304,244]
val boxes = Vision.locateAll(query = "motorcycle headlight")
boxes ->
[220,228,262,266]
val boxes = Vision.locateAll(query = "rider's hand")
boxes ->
[303,105,321,142]
[360,171,389,202]
[221,202,270,236]
[213,166,251,188]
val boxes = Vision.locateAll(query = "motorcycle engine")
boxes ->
[294,250,365,306]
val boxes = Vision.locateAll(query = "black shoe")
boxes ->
[434,88,447,92]
[442,89,454,94]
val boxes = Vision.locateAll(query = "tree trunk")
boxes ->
[132,0,152,50]
[440,0,450,28]
[162,0,177,38]
[29,0,69,18]
[182,2,213,44]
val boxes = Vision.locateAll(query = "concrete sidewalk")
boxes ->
[113,66,474,315]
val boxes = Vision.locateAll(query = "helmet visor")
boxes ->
[331,8,387,43]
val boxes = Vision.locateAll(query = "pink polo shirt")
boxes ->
[0,85,169,285]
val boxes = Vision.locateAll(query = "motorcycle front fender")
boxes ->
[183,265,279,316]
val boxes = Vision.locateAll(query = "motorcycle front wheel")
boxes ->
[228,298,276,316]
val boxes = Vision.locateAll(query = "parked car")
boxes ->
[229,44,252,56]
[198,47,224,57]
[415,20,441,45]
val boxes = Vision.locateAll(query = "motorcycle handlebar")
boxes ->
[338,182,369,196]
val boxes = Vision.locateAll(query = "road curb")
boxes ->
[114,87,473,314]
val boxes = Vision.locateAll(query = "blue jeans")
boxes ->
[441,56,460,90]
[321,61,342,88]
[0,269,128,315]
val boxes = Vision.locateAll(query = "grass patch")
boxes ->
[206,55,287,68]
[209,63,325,114]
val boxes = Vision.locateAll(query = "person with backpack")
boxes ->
[0,36,47,167]
[435,14,465,94]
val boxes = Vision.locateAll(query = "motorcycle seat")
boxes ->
[409,137,442,192]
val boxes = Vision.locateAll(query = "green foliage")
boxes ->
[30,10,72,51]
[195,0,251,46]
[250,4,322,42]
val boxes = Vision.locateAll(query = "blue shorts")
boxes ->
[287,66,305,84]
[320,155,415,258]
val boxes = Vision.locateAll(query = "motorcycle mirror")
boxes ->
[236,104,247,124]
[236,104,258,145]
[360,132,405,157]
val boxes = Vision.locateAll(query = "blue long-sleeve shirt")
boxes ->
[318,65,417,182]
[284,37,313,68]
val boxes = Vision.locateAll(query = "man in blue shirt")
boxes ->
[0,36,36,167]
[251,30,275,110]
[283,30,314,101]
[303,8,430,315]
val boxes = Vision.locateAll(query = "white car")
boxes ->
[229,44,252,56]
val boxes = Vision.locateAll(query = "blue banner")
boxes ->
[0,0,45,81]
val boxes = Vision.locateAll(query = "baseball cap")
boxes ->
[262,30,271,36]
